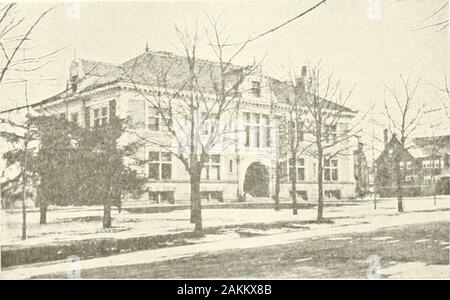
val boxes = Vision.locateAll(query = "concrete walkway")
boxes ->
[2,208,449,279]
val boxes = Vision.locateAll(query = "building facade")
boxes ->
[375,131,450,197]
[26,49,357,205]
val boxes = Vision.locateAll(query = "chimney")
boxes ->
[383,129,388,145]
[358,142,363,151]
[295,66,307,94]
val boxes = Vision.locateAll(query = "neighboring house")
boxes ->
[353,142,369,198]
[374,131,450,197]
[1,48,357,205]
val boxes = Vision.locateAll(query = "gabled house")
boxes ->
[375,130,450,197]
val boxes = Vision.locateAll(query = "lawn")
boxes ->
[35,221,450,279]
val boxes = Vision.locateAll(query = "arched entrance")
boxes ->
[243,162,270,197]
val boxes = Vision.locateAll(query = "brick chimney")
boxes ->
[295,66,307,94]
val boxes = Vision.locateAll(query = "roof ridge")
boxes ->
[120,49,243,70]
[79,58,119,67]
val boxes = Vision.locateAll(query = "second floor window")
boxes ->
[148,151,172,180]
[325,124,337,144]
[71,112,79,124]
[288,158,305,181]
[148,107,171,131]
[93,106,108,127]
[201,113,217,135]
[244,112,270,148]
[324,159,338,181]
[251,81,261,97]
[202,154,220,180]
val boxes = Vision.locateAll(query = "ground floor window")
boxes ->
[200,191,223,202]
[288,158,305,181]
[325,190,341,200]
[148,151,172,180]
[202,154,220,180]
[289,190,308,201]
[148,191,175,204]
[324,159,338,181]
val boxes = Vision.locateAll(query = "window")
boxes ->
[202,154,220,180]
[148,107,171,131]
[289,190,308,201]
[202,113,217,135]
[244,112,270,148]
[261,115,270,147]
[297,121,304,142]
[325,190,341,200]
[148,110,159,131]
[251,81,261,97]
[59,112,66,119]
[149,191,174,204]
[244,113,251,147]
[407,161,412,169]
[325,124,337,143]
[71,112,79,124]
[288,158,305,181]
[253,113,260,147]
[148,151,172,180]
[93,106,108,127]
[200,191,223,203]
[229,159,233,173]
[434,159,441,169]
[324,159,338,181]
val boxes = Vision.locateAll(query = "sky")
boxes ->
[0,0,449,159]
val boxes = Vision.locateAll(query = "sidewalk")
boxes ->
[3,196,449,249]
[2,204,449,279]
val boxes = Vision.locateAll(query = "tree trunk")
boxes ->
[432,161,437,205]
[39,202,48,225]
[291,159,298,215]
[433,185,437,206]
[21,143,28,240]
[103,201,112,229]
[21,189,27,240]
[274,161,281,211]
[190,172,203,235]
[317,147,324,222]
[395,161,404,213]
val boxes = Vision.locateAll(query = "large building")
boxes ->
[4,49,358,205]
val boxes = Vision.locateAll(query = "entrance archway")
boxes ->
[243,162,270,197]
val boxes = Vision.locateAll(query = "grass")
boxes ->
[34,221,450,279]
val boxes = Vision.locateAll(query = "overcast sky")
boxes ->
[0,0,449,157]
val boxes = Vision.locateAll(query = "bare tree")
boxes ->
[0,4,58,85]
[383,74,423,213]
[300,63,359,222]
[436,73,450,118]
[269,68,312,215]
[128,21,258,235]
[394,0,449,33]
